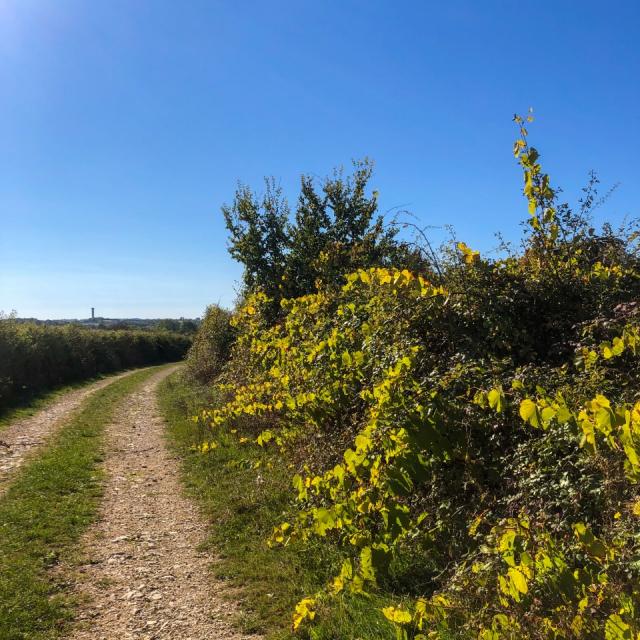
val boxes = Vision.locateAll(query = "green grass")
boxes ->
[0,373,128,433]
[0,365,164,640]
[159,372,398,640]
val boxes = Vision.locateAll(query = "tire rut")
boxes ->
[0,370,134,496]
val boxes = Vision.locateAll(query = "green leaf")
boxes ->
[359,546,376,582]
[605,614,632,640]
[574,523,607,560]
[313,508,336,536]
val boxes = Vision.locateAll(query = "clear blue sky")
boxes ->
[1,0,638,319]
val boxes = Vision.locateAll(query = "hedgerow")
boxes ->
[194,114,640,638]
[0,321,190,408]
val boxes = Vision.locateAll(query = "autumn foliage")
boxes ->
[193,115,640,638]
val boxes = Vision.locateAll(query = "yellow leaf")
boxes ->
[605,614,631,640]
[519,398,539,428]
[469,514,483,536]
[381,606,412,625]
[488,388,505,413]
[292,597,316,631]
[508,567,528,594]
[457,242,480,264]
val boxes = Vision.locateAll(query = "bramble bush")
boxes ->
[193,114,640,638]
[0,319,190,408]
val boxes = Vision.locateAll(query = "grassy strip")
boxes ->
[0,373,126,433]
[0,365,163,640]
[159,372,396,640]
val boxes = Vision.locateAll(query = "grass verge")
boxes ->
[159,371,397,640]
[0,365,164,640]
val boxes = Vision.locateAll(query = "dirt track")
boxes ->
[67,366,255,640]
[0,371,132,495]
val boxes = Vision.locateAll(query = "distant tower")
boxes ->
[91,307,95,320]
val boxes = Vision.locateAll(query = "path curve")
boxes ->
[68,366,255,640]
[0,370,135,494]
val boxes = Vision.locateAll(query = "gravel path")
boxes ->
[68,366,255,640]
[0,370,133,495]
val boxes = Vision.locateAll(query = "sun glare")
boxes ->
[0,0,59,55]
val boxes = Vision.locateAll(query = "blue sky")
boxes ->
[1,0,638,319]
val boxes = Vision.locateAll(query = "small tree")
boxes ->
[222,178,289,305]
[222,160,418,316]
[284,174,331,297]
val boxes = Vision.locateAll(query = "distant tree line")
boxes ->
[0,318,191,410]
[9,317,200,334]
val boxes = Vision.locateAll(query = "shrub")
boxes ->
[194,115,640,638]
[184,305,235,384]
